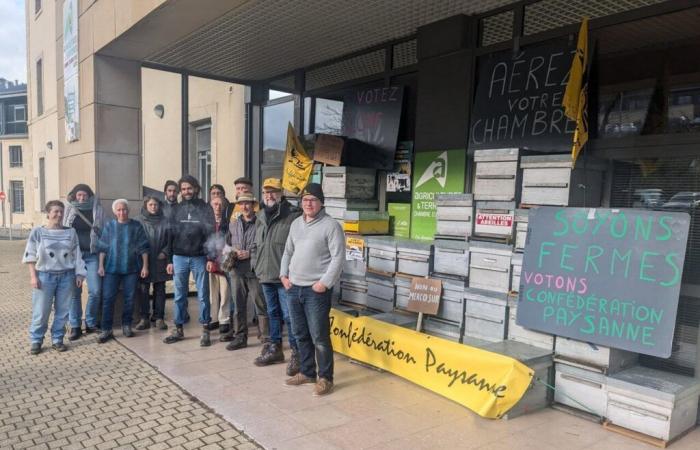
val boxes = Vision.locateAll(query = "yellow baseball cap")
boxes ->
[262,178,282,191]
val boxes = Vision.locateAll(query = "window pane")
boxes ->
[597,88,653,138]
[262,100,294,164]
[269,90,292,100]
[36,59,43,116]
[10,181,24,213]
[14,105,26,122]
[303,97,311,135]
[667,86,700,134]
[314,98,343,135]
[9,146,22,167]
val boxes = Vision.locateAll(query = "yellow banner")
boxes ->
[329,308,534,419]
[563,18,589,167]
[282,123,313,195]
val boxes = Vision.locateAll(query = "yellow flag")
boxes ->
[563,18,589,166]
[281,123,313,194]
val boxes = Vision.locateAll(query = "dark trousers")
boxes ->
[101,273,138,330]
[137,281,166,320]
[287,285,334,382]
[231,273,266,339]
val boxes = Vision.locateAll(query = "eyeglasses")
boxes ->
[301,198,320,203]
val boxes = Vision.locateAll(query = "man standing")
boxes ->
[223,193,268,350]
[162,180,179,220]
[231,177,256,220]
[252,178,301,374]
[280,183,344,396]
[164,175,215,346]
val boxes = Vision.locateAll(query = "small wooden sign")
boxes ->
[314,134,344,166]
[408,277,442,315]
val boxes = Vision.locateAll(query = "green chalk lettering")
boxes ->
[553,209,569,237]
[560,244,577,271]
[543,305,554,321]
[660,253,681,287]
[610,211,628,239]
[611,248,632,278]
[572,210,589,235]
[585,245,604,274]
[580,315,595,334]
[657,216,673,241]
[634,215,653,241]
[591,211,610,236]
[538,242,555,269]
[642,327,655,346]
[640,251,660,282]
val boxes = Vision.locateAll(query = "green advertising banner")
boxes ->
[388,203,411,238]
[410,150,466,241]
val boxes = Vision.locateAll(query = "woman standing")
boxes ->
[24,201,87,354]
[96,199,150,343]
[64,184,105,340]
[206,196,232,335]
[135,196,171,331]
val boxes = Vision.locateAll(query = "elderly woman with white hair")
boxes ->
[96,199,150,343]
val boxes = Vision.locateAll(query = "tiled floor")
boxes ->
[119,309,700,450]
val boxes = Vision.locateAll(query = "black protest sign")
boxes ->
[342,86,404,170]
[408,277,442,315]
[469,40,577,151]
[516,207,690,357]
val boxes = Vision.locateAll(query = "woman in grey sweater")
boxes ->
[23,200,87,355]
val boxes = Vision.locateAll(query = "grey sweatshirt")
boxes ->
[22,226,87,278]
[280,209,345,288]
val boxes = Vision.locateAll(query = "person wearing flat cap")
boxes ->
[280,182,344,396]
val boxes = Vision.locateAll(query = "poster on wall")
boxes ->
[410,149,466,241]
[387,141,413,193]
[469,40,576,151]
[516,207,690,358]
[63,0,80,142]
[342,86,404,170]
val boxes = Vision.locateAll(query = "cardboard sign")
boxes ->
[408,277,442,315]
[516,207,690,358]
[314,134,344,166]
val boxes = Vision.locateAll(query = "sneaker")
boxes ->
[286,349,301,377]
[207,321,219,331]
[98,331,114,344]
[226,336,247,351]
[122,325,135,338]
[284,373,316,386]
[254,342,284,366]
[164,326,184,344]
[200,330,211,347]
[30,343,41,355]
[134,318,150,330]
[52,342,68,352]
[155,319,168,330]
[68,328,81,341]
[219,323,231,335]
[313,378,334,396]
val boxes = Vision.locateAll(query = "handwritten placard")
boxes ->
[408,277,442,315]
[314,134,344,166]
[516,207,690,357]
[469,40,576,151]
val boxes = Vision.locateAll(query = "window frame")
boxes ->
[8,145,22,168]
[36,58,43,116]
[10,180,24,213]
[11,105,26,123]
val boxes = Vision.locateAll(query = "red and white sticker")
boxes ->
[476,213,513,227]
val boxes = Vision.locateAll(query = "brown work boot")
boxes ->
[313,378,334,396]
[254,342,284,366]
[285,373,316,386]
[164,326,184,344]
[286,349,301,376]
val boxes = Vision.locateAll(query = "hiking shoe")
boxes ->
[254,342,284,366]
[30,343,41,355]
[164,326,184,344]
[52,342,68,352]
[219,323,231,335]
[284,373,315,386]
[122,325,135,338]
[207,321,220,331]
[226,336,247,351]
[286,349,301,377]
[155,319,168,330]
[84,326,98,334]
[200,330,211,347]
[313,378,334,396]
[68,328,81,341]
[98,331,114,344]
[134,319,150,330]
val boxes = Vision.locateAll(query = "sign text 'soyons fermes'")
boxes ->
[516,207,690,357]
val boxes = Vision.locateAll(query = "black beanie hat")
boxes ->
[301,183,325,204]
[68,183,94,201]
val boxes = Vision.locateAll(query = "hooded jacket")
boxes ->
[137,202,172,283]
[170,197,215,257]
[63,185,106,255]
[252,199,301,283]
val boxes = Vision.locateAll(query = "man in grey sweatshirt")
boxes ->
[280,183,344,396]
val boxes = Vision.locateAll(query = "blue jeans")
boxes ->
[101,272,139,330]
[29,270,75,344]
[287,285,333,381]
[173,255,210,325]
[262,282,297,351]
[69,252,101,328]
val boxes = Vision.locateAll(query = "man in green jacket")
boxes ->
[252,178,302,374]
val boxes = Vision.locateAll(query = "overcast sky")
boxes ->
[0,0,26,83]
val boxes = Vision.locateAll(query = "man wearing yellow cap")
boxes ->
[251,178,302,373]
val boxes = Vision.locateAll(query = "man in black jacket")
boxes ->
[164,175,216,346]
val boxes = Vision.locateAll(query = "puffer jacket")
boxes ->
[137,204,172,283]
[253,199,301,283]
[169,198,215,257]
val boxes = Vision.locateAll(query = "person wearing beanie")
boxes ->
[251,178,301,372]
[63,183,106,341]
[280,183,344,396]
[164,175,216,347]
[162,180,179,220]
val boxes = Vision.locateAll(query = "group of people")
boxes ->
[23,175,345,396]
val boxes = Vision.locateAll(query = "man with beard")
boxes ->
[252,178,302,374]
[162,180,179,220]
[164,175,215,346]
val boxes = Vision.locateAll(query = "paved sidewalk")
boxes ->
[0,241,260,450]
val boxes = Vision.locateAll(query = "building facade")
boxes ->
[0,79,32,227]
